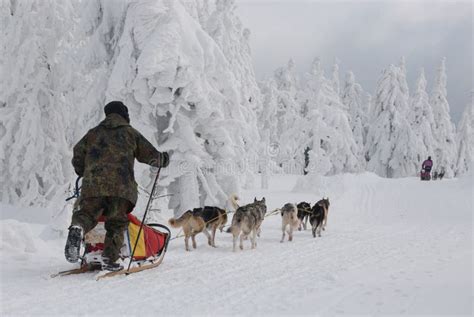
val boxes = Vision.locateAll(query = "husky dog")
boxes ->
[320,197,330,230]
[296,202,311,231]
[280,203,299,242]
[310,198,330,238]
[168,195,238,251]
[227,197,267,251]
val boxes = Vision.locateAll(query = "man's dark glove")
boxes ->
[160,152,170,168]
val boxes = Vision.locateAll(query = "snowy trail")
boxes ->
[1,174,472,316]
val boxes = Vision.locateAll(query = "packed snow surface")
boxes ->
[1,173,472,316]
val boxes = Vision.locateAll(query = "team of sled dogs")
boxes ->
[168,195,330,252]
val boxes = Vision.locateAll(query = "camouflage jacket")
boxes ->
[72,113,164,206]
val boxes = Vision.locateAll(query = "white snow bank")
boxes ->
[292,172,380,198]
[0,219,37,257]
[0,202,52,224]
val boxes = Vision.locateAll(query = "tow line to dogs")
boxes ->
[168,207,282,241]
[169,210,237,241]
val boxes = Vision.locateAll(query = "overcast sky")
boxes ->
[236,0,472,123]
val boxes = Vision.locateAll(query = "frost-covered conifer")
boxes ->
[331,59,341,98]
[0,0,75,206]
[1,0,261,217]
[430,58,457,177]
[342,71,366,166]
[272,59,305,171]
[409,68,436,163]
[258,79,279,146]
[365,65,419,177]
[456,93,473,176]
[398,57,410,109]
[102,0,260,213]
[301,59,360,175]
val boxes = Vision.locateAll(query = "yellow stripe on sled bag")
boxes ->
[128,222,146,258]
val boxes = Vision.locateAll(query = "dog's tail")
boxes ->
[221,211,228,227]
[229,194,240,211]
[168,211,191,228]
[226,210,243,234]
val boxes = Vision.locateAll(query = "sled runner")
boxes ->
[95,253,165,280]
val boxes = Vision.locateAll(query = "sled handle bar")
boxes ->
[66,176,82,201]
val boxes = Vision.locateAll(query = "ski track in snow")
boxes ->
[1,174,472,316]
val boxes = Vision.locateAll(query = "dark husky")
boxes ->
[227,197,267,251]
[169,207,226,251]
[296,202,312,231]
[310,198,330,238]
[169,195,238,251]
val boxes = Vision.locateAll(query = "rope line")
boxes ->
[169,210,237,241]
[170,207,282,241]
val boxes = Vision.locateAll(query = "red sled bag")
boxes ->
[84,214,170,262]
[123,214,169,260]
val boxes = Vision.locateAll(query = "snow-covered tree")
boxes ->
[206,0,261,111]
[341,71,366,166]
[430,58,457,177]
[256,79,281,188]
[398,56,410,106]
[300,59,360,175]
[1,0,262,217]
[272,59,305,171]
[258,80,279,144]
[409,68,436,163]
[331,59,341,98]
[365,65,419,177]
[106,0,261,214]
[456,93,473,176]
[0,0,75,207]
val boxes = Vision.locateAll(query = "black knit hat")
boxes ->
[104,101,130,123]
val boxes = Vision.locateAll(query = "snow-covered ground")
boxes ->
[1,173,472,316]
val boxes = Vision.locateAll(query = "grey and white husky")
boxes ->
[227,197,267,251]
[280,203,299,242]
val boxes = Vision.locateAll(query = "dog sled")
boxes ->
[53,213,171,279]
[54,170,170,280]
[420,169,431,181]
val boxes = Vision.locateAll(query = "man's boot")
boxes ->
[101,257,124,272]
[64,225,84,263]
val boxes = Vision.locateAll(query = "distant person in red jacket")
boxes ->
[421,156,433,175]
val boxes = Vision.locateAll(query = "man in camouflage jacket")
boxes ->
[65,101,169,270]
